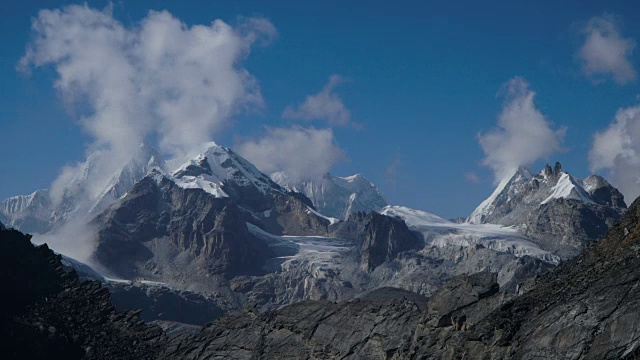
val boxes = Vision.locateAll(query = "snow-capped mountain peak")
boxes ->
[171,142,282,197]
[467,162,616,225]
[465,162,626,255]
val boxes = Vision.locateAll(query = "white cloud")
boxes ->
[589,105,640,203]
[282,75,351,125]
[237,127,345,182]
[479,77,566,181]
[19,4,274,169]
[578,15,636,84]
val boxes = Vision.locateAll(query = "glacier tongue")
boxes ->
[381,205,560,264]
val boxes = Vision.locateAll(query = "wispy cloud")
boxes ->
[384,154,401,199]
[464,171,480,183]
[282,75,351,126]
[237,127,345,182]
[589,104,640,203]
[578,15,636,84]
[478,77,566,181]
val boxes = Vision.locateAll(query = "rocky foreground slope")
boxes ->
[0,228,166,359]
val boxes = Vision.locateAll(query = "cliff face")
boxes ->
[331,211,423,271]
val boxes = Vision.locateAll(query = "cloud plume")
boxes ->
[282,75,351,126]
[237,127,345,182]
[589,105,640,203]
[478,77,566,181]
[578,15,636,84]
[18,4,275,262]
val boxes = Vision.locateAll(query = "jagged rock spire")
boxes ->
[553,161,562,175]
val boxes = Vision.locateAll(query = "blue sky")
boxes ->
[2,0,640,218]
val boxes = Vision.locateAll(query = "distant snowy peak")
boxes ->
[171,142,282,197]
[2,189,51,215]
[467,162,626,225]
[0,189,53,234]
[271,172,388,219]
[88,144,166,214]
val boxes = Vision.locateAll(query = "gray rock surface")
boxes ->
[94,174,274,282]
[161,287,426,360]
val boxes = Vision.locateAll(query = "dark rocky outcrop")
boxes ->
[0,228,165,359]
[332,211,423,271]
[425,272,500,328]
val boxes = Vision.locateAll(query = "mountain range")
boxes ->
[1,141,632,358]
